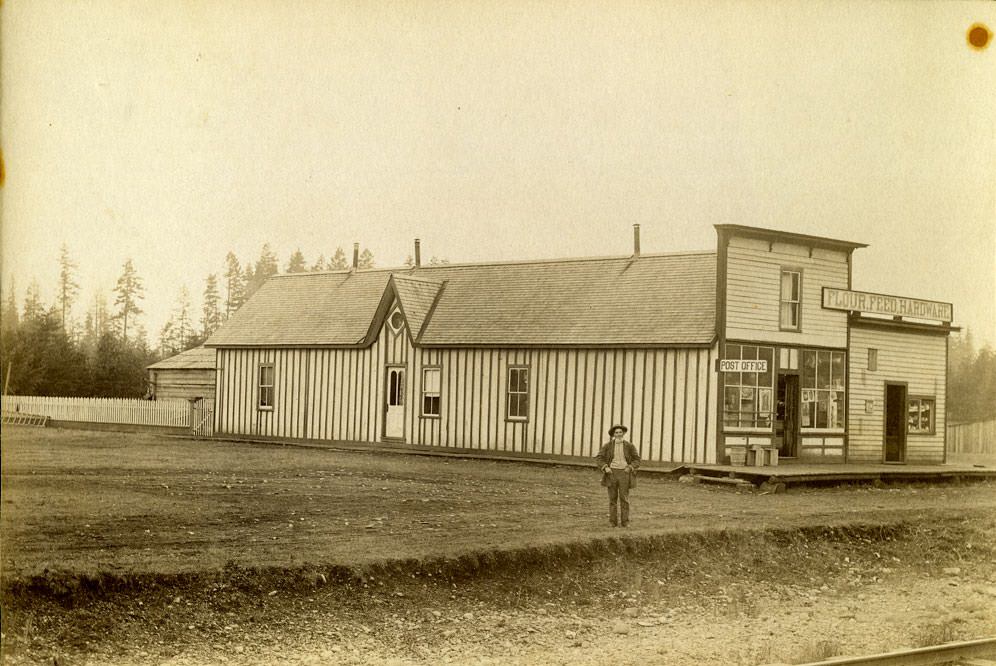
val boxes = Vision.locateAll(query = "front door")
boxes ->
[884,383,906,462]
[776,375,799,457]
[384,366,405,440]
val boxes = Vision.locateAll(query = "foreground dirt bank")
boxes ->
[3,516,994,666]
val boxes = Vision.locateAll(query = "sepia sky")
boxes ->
[2,0,994,346]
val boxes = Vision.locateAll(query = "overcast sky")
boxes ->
[2,1,994,347]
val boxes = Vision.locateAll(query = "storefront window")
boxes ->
[908,397,935,434]
[723,344,774,429]
[800,350,845,430]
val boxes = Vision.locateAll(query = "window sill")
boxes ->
[258,406,274,412]
[505,417,529,424]
[420,414,441,420]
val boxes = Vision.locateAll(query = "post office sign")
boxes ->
[718,359,768,373]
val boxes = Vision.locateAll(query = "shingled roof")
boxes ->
[147,345,217,370]
[205,251,717,348]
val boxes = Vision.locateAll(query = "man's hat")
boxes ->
[608,424,628,436]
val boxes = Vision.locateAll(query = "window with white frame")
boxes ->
[780,269,802,331]
[722,344,775,428]
[908,397,935,434]
[258,364,275,409]
[800,350,845,430]
[422,367,441,417]
[506,366,529,421]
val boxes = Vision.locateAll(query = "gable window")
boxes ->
[780,269,802,331]
[389,308,405,334]
[258,363,275,409]
[507,366,529,421]
[422,367,441,417]
[908,397,935,435]
[800,350,845,430]
[722,344,774,429]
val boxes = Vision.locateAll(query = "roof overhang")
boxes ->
[849,314,960,337]
[715,224,868,252]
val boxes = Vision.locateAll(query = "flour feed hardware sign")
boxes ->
[821,287,953,323]
[718,359,768,373]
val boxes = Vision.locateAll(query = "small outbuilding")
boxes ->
[146,345,217,412]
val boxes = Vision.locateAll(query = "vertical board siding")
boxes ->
[725,236,849,349]
[848,327,947,463]
[213,333,718,463]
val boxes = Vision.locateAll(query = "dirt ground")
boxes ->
[2,427,995,665]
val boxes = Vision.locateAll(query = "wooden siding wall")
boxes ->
[214,321,719,463]
[847,326,946,463]
[151,369,217,407]
[725,237,849,349]
[409,346,718,463]
[214,317,405,441]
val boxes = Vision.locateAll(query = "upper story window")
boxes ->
[867,348,878,371]
[258,363,275,409]
[507,366,529,421]
[780,269,802,331]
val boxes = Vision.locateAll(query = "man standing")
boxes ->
[595,424,640,527]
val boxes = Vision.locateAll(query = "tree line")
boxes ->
[0,243,374,398]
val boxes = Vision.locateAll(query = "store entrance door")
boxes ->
[884,383,907,462]
[776,375,799,458]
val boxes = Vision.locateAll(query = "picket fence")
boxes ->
[1,395,190,428]
[947,418,996,455]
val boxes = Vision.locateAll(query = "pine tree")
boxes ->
[112,259,144,342]
[202,273,222,336]
[223,252,246,317]
[330,247,348,270]
[172,286,194,350]
[286,249,307,273]
[23,280,44,322]
[57,243,80,332]
[358,248,374,269]
[311,254,327,271]
[245,244,278,298]
[2,277,18,333]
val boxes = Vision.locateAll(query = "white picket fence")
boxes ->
[1,395,190,428]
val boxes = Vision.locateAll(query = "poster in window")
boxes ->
[802,389,816,403]
[740,387,754,401]
[758,388,772,414]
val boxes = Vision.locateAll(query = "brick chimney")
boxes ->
[352,242,359,269]
[633,224,641,256]
[414,239,421,268]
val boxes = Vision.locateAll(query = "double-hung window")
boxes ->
[780,269,802,331]
[258,363,275,409]
[507,366,529,421]
[422,367,441,417]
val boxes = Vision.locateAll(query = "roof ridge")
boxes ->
[270,249,717,278]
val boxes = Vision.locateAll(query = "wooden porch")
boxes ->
[678,460,996,487]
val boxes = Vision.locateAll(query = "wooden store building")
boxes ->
[205,225,957,466]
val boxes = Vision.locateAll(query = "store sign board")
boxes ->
[718,359,768,373]
[822,287,953,323]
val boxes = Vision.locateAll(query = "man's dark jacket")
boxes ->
[594,439,641,488]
